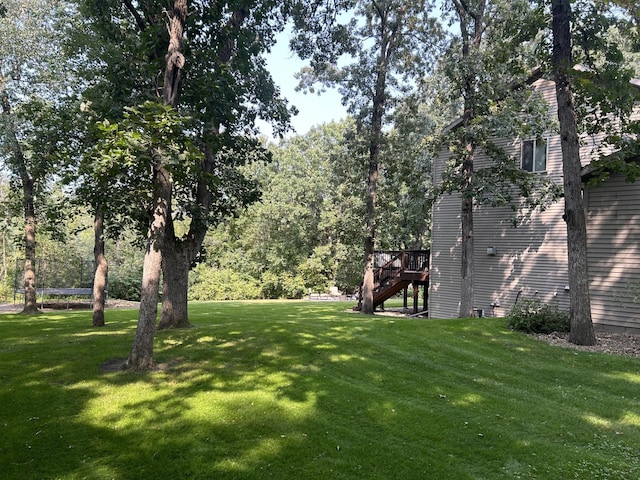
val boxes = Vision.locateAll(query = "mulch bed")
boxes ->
[532,331,640,358]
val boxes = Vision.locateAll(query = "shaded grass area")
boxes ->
[1,301,639,479]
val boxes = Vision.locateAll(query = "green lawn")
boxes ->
[1,301,639,479]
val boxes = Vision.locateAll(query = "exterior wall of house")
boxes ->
[429,77,572,318]
[587,174,640,333]
[430,76,640,331]
[429,191,462,318]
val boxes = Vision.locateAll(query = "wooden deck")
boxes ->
[355,250,429,314]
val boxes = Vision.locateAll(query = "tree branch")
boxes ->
[122,0,147,31]
[218,6,249,64]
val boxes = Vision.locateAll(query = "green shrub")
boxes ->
[0,283,14,303]
[260,271,306,299]
[279,272,306,299]
[108,273,142,301]
[506,298,570,334]
[188,265,261,301]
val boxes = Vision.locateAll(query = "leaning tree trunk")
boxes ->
[92,210,108,327]
[551,0,595,345]
[125,164,171,370]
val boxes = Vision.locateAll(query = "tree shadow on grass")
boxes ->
[2,303,640,479]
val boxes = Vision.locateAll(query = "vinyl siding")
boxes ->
[587,175,640,332]
[429,192,462,318]
[472,200,569,317]
[430,75,640,331]
[430,77,570,318]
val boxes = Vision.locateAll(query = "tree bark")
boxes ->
[361,238,376,314]
[158,144,213,329]
[551,0,596,345]
[125,163,171,370]
[459,180,474,317]
[157,3,245,328]
[361,4,403,315]
[453,0,485,318]
[22,181,38,315]
[162,0,187,107]
[159,242,190,329]
[92,210,108,327]
[125,0,187,369]
[1,92,38,314]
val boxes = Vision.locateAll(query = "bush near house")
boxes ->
[506,297,570,334]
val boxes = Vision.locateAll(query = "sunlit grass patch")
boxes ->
[1,301,640,479]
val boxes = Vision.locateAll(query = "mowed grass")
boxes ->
[1,301,640,479]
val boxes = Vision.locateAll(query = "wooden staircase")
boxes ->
[356,250,429,312]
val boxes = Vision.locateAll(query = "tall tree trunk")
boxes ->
[158,6,248,327]
[125,0,187,369]
[2,225,6,282]
[1,92,38,314]
[361,6,401,315]
[92,210,108,327]
[453,0,485,318]
[159,145,213,329]
[551,0,596,345]
[22,178,38,314]
[459,166,474,318]
[125,164,171,370]
[361,131,379,314]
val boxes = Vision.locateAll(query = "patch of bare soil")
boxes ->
[105,299,140,309]
[99,356,185,373]
[0,298,140,312]
[532,331,640,358]
[100,357,128,372]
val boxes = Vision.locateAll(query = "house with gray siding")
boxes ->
[429,76,640,333]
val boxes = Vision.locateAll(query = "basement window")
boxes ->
[521,138,547,173]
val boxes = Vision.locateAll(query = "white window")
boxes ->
[521,138,547,173]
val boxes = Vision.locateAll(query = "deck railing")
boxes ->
[374,250,429,290]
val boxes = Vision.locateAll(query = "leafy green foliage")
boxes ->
[545,1,640,184]
[89,101,204,234]
[108,269,142,302]
[506,297,571,334]
[188,264,261,301]
[259,270,306,299]
[202,121,366,297]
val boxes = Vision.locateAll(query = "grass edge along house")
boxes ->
[429,73,640,333]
